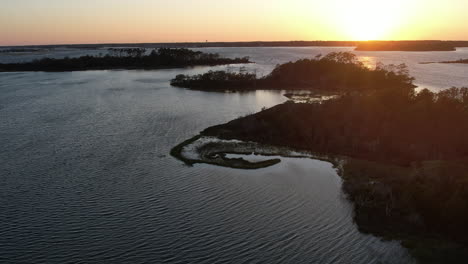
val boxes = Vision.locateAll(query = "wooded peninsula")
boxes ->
[171,52,468,262]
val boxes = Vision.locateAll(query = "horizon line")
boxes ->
[2,39,468,48]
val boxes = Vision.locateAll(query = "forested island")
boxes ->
[355,41,456,51]
[0,48,250,72]
[171,53,468,262]
[171,52,415,91]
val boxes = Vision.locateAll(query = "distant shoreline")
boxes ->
[420,59,468,64]
[355,41,458,51]
[2,40,468,49]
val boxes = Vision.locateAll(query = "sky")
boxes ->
[1,0,467,46]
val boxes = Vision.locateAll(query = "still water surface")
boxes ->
[2,46,467,90]
[2,46,467,263]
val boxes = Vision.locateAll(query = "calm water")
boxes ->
[195,47,468,91]
[2,46,467,263]
[2,46,468,90]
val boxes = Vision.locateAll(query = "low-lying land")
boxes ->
[0,48,44,53]
[171,52,415,91]
[439,59,468,64]
[283,92,338,103]
[170,136,321,169]
[421,58,468,64]
[355,41,456,51]
[0,48,250,72]
[4,40,468,50]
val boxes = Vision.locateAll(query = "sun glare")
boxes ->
[333,0,406,40]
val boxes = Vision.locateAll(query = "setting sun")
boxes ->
[1,0,468,45]
[332,0,409,40]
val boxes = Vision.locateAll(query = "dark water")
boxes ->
[3,46,462,263]
[0,69,414,264]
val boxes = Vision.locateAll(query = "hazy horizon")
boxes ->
[1,0,467,46]
[3,39,468,48]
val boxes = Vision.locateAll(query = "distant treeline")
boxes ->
[3,40,468,50]
[0,48,43,53]
[0,48,250,72]
[355,41,456,51]
[171,52,415,91]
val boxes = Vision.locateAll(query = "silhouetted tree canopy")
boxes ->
[0,48,250,72]
[0,48,43,53]
[202,86,468,164]
[171,52,415,91]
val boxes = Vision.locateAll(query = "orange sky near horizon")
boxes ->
[1,0,467,46]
